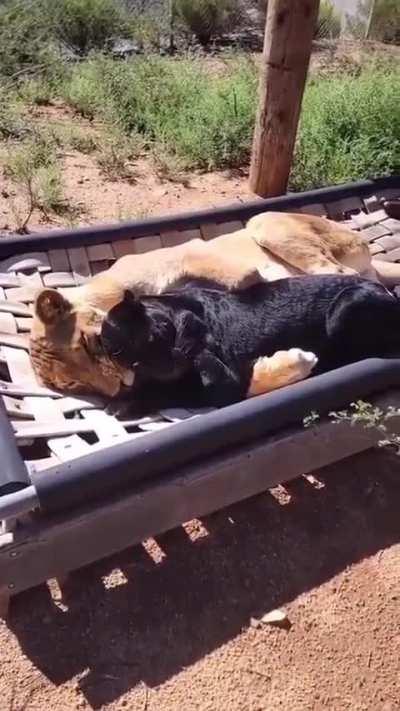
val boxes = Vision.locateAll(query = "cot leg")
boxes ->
[0,518,17,618]
[0,589,11,618]
[54,574,73,603]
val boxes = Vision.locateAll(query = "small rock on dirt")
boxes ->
[261,609,290,627]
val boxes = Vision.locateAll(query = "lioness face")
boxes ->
[30,289,134,397]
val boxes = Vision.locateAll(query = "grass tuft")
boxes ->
[1,132,73,230]
[96,131,142,181]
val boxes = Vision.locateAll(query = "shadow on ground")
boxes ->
[8,448,400,709]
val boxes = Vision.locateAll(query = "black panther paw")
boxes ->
[105,399,139,419]
[195,351,222,387]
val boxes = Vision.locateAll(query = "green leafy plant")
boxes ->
[43,0,134,57]
[304,400,400,453]
[0,0,54,78]
[62,55,400,180]
[0,89,30,139]
[291,65,400,190]
[151,147,190,184]
[18,77,54,106]
[2,132,69,231]
[61,57,106,118]
[173,0,243,47]
[63,126,98,154]
[35,163,65,214]
[63,55,257,170]
[96,131,141,181]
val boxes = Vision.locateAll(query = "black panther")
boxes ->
[100,275,400,414]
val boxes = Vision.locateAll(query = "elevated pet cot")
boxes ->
[1,175,400,616]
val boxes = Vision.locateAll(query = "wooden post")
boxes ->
[365,0,375,40]
[168,0,175,53]
[249,0,320,197]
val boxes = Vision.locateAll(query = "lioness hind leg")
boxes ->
[307,261,358,276]
[247,348,318,398]
[249,212,360,277]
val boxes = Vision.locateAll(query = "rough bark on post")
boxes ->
[250,0,320,197]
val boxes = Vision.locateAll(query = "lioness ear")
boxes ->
[34,289,72,326]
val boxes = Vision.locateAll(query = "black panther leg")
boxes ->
[106,372,205,418]
[193,349,246,406]
[105,383,173,419]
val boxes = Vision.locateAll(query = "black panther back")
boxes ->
[101,274,400,412]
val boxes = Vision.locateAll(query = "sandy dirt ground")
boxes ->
[0,101,255,235]
[1,448,399,711]
[0,137,254,234]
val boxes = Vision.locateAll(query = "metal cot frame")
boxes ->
[1,175,400,615]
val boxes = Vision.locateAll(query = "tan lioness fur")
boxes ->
[30,211,398,397]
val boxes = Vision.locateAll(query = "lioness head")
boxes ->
[30,288,134,397]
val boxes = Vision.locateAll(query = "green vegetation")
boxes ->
[60,56,400,182]
[0,89,29,139]
[292,65,400,189]
[62,55,257,170]
[0,0,399,219]
[0,0,139,75]
[58,125,98,154]
[369,0,400,43]
[1,54,399,191]
[304,400,400,455]
[44,0,135,56]
[95,130,142,181]
[1,131,77,231]
[0,0,53,77]
[173,0,243,47]
[1,133,62,231]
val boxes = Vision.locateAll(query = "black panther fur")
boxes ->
[100,274,400,414]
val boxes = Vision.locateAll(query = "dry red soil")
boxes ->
[1,450,399,711]
[0,102,255,235]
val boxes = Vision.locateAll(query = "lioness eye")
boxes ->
[83,334,102,355]
[91,335,103,355]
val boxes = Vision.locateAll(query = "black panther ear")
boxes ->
[122,290,145,314]
[123,289,137,304]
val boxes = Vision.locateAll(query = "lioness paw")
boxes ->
[258,264,292,282]
[247,348,318,397]
[287,348,318,369]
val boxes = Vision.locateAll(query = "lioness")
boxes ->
[30,211,399,397]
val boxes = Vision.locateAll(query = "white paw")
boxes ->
[258,264,291,282]
[288,348,318,369]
